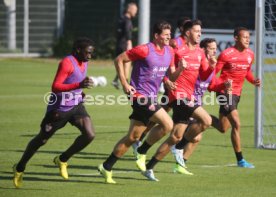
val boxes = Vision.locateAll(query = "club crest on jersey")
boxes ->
[197,55,202,62]
[45,123,52,132]
[148,104,156,111]
[247,56,252,64]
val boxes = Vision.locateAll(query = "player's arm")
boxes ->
[215,53,226,74]
[114,52,134,94]
[114,45,148,94]
[208,76,230,93]
[199,53,214,80]
[168,50,187,81]
[245,65,261,87]
[52,59,92,93]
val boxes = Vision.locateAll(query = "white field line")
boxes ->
[73,170,135,177]
[201,163,237,168]
[73,164,238,176]
[0,94,42,98]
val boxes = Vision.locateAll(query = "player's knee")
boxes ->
[220,126,228,133]
[232,121,241,130]
[202,118,212,130]
[87,133,95,142]
[192,133,202,143]
[162,119,173,133]
[170,133,182,144]
[86,131,95,142]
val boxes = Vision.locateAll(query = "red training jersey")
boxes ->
[169,44,213,101]
[215,47,255,96]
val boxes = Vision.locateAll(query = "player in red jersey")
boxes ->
[214,27,261,168]
[137,20,216,181]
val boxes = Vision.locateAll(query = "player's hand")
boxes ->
[178,58,187,70]
[254,78,261,87]
[208,55,217,68]
[80,77,93,89]
[164,80,176,90]
[122,83,136,95]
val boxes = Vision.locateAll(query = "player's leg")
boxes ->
[137,108,172,153]
[210,114,231,133]
[135,108,173,172]
[53,104,95,179]
[132,96,171,154]
[226,109,253,168]
[99,119,147,184]
[13,110,68,188]
[227,109,241,153]
[59,105,95,162]
[124,61,132,82]
[183,133,202,161]
[142,123,188,181]
[132,121,156,156]
[183,106,212,141]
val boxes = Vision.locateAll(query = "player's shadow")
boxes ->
[0,171,105,184]
[39,164,141,173]
[20,130,126,138]
[13,150,137,162]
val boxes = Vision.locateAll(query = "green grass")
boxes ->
[0,58,276,197]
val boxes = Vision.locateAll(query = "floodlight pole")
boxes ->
[5,0,16,50]
[254,0,264,148]
[24,0,29,55]
[138,0,150,45]
[57,0,65,38]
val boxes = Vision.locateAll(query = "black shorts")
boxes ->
[129,97,162,126]
[217,93,240,116]
[40,103,90,133]
[172,99,200,124]
[160,89,172,109]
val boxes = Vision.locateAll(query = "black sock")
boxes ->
[175,137,189,150]
[146,157,159,170]
[139,132,146,142]
[103,153,119,171]
[16,164,26,172]
[137,141,152,154]
[59,153,69,162]
[235,151,243,161]
[210,114,219,127]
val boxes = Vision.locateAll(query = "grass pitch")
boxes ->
[0,58,276,197]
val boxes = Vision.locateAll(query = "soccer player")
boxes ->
[98,20,185,184]
[13,37,96,188]
[171,38,229,171]
[213,27,261,168]
[138,20,216,181]
[131,17,191,152]
[112,2,138,89]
